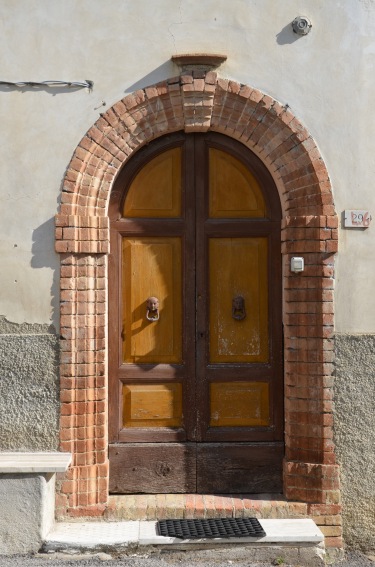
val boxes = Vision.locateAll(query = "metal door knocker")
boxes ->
[232,296,246,320]
[146,297,160,321]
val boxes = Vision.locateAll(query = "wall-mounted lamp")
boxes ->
[292,16,312,35]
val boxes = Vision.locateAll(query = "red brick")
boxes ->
[194,494,206,518]
[327,215,338,228]
[67,505,106,518]
[155,494,167,518]
[326,240,338,253]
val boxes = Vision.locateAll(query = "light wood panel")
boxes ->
[209,148,266,218]
[122,237,182,363]
[123,147,182,217]
[210,381,269,427]
[123,384,182,428]
[209,237,269,363]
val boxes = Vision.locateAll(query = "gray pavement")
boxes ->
[0,549,373,567]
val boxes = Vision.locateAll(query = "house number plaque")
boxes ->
[344,210,372,228]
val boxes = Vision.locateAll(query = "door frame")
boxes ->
[55,72,340,519]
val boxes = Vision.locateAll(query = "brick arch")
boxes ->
[58,73,334,219]
[55,71,341,544]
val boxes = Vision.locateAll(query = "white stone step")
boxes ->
[44,519,325,566]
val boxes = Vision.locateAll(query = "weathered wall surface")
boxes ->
[0,317,59,451]
[334,334,375,550]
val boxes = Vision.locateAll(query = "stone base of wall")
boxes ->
[0,473,55,554]
[334,334,375,551]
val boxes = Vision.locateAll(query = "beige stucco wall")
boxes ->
[0,0,374,331]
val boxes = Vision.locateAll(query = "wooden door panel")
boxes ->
[197,443,283,493]
[109,443,197,493]
[209,148,265,218]
[123,147,182,217]
[122,237,182,363]
[209,237,268,363]
[123,384,183,428]
[210,381,269,427]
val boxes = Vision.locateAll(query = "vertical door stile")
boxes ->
[183,136,197,444]
[108,226,119,443]
[194,134,208,444]
[269,227,284,440]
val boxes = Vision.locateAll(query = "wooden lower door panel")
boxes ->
[196,443,284,494]
[109,443,197,493]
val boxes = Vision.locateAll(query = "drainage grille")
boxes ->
[157,518,266,539]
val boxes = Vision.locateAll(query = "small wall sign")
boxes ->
[344,210,372,228]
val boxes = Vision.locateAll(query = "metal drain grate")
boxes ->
[157,517,266,539]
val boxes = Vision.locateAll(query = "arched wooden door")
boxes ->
[108,132,283,494]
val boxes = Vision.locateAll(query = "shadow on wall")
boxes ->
[0,84,90,96]
[276,23,301,45]
[125,60,180,93]
[31,217,59,331]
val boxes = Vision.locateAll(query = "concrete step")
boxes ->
[43,519,326,566]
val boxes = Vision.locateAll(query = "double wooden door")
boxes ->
[108,132,283,494]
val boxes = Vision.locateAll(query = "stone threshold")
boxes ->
[105,493,309,521]
[44,519,325,566]
[45,518,323,547]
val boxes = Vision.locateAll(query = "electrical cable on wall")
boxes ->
[0,80,93,89]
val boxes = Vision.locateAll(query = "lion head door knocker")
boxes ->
[232,295,246,321]
[146,296,160,321]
